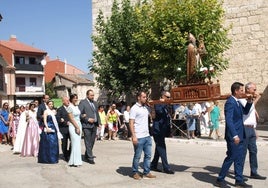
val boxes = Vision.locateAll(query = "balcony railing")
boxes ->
[15,64,43,71]
[16,85,44,92]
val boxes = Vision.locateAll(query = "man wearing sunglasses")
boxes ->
[150,91,174,174]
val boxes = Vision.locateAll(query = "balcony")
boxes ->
[15,64,43,71]
[15,85,45,96]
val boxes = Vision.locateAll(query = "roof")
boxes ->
[0,36,46,54]
[56,72,93,84]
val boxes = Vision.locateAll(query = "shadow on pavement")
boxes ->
[116,166,134,177]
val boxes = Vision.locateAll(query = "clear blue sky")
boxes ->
[0,0,92,73]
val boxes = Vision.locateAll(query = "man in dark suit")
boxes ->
[37,94,49,129]
[216,82,253,188]
[151,91,174,174]
[56,96,71,162]
[78,89,100,164]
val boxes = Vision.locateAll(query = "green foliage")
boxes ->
[45,82,57,98]
[91,0,231,97]
[91,0,150,97]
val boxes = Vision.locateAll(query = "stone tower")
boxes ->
[92,0,268,121]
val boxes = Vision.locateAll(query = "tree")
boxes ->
[91,0,151,98]
[45,82,57,98]
[134,0,231,83]
[91,0,231,98]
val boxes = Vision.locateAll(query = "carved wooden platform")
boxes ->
[170,83,223,103]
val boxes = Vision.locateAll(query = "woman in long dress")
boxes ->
[184,103,197,139]
[67,94,82,167]
[13,109,28,154]
[21,102,40,157]
[0,102,10,144]
[38,100,62,164]
[10,105,20,149]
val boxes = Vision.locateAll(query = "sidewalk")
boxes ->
[0,124,267,188]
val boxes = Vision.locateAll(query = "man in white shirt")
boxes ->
[239,82,266,180]
[200,101,211,135]
[193,102,202,137]
[129,91,156,180]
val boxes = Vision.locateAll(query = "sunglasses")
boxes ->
[165,95,170,98]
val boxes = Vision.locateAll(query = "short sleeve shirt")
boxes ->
[239,98,257,128]
[129,102,150,138]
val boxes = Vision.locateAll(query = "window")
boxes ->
[15,56,25,64]
[29,57,36,64]
[30,77,36,86]
[16,77,25,91]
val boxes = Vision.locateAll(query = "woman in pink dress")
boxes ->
[10,106,21,149]
[21,102,40,157]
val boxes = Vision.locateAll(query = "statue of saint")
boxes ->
[186,33,197,83]
[186,33,207,83]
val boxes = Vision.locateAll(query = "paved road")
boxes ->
[0,124,267,188]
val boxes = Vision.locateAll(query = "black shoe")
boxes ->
[163,169,175,174]
[215,180,230,188]
[235,182,252,188]
[88,160,95,164]
[243,177,248,182]
[250,173,267,180]
[150,167,162,172]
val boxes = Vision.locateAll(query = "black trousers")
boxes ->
[195,118,201,137]
[83,126,97,161]
[60,127,71,160]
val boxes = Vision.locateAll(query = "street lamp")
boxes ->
[41,59,47,66]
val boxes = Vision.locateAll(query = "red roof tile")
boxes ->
[0,36,46,54]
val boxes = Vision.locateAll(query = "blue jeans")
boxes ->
[132,136,152,175]
[242,127,258,175]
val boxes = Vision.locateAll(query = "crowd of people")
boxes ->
[172,100,222,140]
[0,89,131,167]
[0,82,266,186]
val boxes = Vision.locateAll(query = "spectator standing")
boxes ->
[193,102,202,137]
[151,91,174,174]
[0,102,10,144]
[129,91,156,180]
[239,82,266,180]
[123,105,131,140]
[56,96,71,162]
[67,94,82,167]
[184,103,198,139]
[106,104,120,140]
[215,82,253,188]
[200,101,211,135]
[209,101,222,139]
[10,105,20,149]
[97,105,107,141]
[78,89,100,164]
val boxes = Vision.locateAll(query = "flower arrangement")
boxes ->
[199,66,215,83]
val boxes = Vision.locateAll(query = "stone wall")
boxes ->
[92,0,268,121]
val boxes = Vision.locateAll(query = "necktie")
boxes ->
[89,101,97,122]
[90,102,96,111]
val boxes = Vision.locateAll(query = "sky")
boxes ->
[0,0,92,73]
